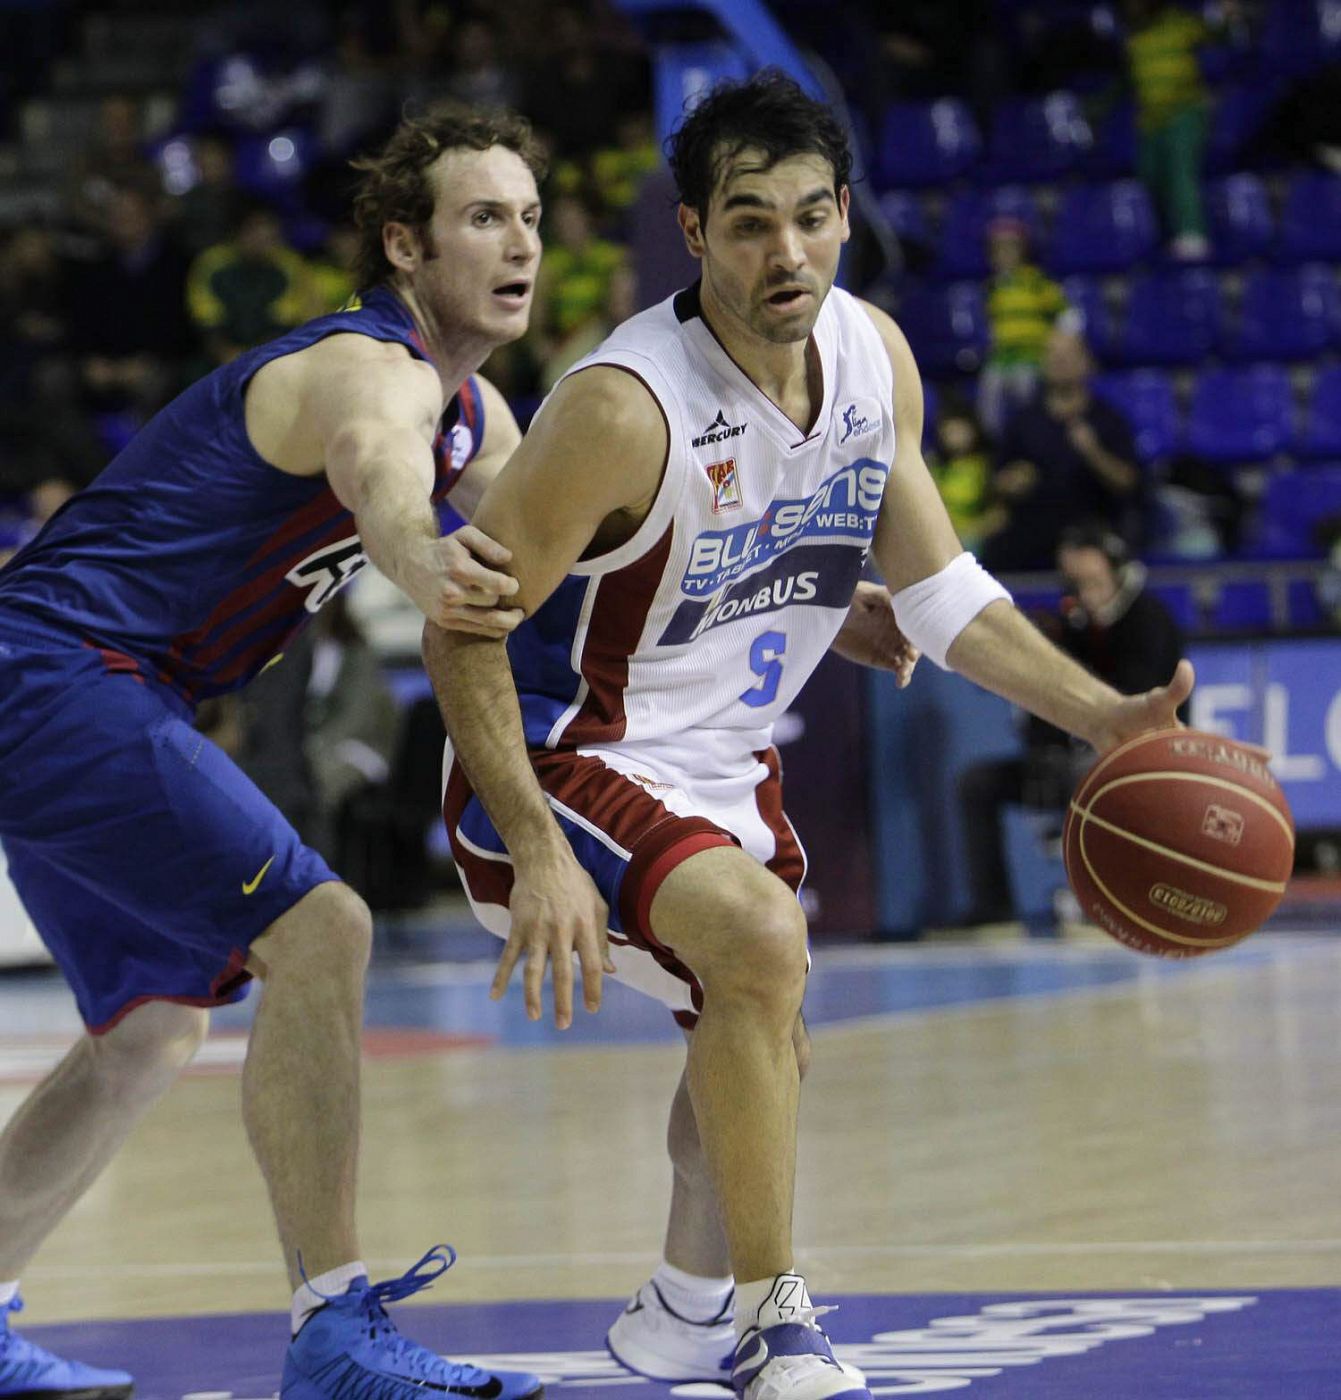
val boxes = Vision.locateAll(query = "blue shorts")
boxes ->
[0,616,338,1033]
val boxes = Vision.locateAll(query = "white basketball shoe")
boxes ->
[606,1278,737,1381]
[730,1274,870,1400]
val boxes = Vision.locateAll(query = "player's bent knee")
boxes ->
[252,882,372,978]
[91,1000,210,1089]
[695,893,808,996]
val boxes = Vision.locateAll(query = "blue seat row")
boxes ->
[1092,366,1341,465]
[1075,266,1341,365]
[882,172,1341,279]
[874,80,1329,189]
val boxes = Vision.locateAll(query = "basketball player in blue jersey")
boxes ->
[0,106,594,1400]
[425,74,1194,1400]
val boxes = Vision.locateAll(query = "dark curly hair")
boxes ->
[350,104,547,290]
[666,70,852,224]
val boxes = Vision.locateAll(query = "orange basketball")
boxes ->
[1063,728,1295,957]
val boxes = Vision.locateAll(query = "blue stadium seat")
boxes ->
[897,282,988,375]
[1260,0,1334,77]
[877,99,981,188]
[1205,173,1274,265]
[1277,171,1341,263]
[1185,365,1293,463]
[1112,269,1223,366]
[878,191,931,246]
[1226,266,1341,361]
[1287,577,1327,628]
[934,186,1041,279]
[1092,369,1179,463]
[1205,83,1279,174]
[1210,580,1272,631]
[233,127,318,208]
[1078,98,1136,178]
[1145,581,1199,633]
[1297,367,1341,460]
[980,92,1092,183]
[1060,275,1113,358]
[1048,181,1158,274]
[1253,466,1341,558]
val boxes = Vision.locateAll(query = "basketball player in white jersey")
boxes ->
[424,72,1193,1400]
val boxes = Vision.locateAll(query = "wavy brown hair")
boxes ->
[350,105,547,291]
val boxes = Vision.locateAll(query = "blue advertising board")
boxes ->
[1188,639,1341,829]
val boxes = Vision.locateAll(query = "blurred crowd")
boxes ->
[0,0,655,555]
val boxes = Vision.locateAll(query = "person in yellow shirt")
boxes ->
[927,395,1005,553]
[186,202,315,364]
[978,216,1070,435]
[1125,0,1235,259]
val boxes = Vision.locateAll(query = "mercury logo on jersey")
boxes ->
[286,535,369,612]
[692,408,747,448]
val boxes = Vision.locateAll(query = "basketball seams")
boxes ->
[1067,802,1288,893]
[1075,821,1245,949]
[1087,770,1295,846]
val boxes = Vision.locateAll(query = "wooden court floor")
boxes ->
[3,930,1339,1327]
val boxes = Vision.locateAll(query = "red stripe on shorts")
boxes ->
[754,747,806,892]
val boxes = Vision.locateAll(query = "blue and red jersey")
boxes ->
[0,287,484,703]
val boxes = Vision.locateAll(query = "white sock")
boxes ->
[0,1280,17,1309]
[652,1260,734,1323]
[291,1260,368,1337]
[733,1270,812,1339]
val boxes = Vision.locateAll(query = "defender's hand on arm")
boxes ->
[402,526,522,637]
[306,338,522,629]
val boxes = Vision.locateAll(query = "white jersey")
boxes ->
[509,282,896,771]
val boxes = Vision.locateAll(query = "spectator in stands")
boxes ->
[529,192,629,385]
[305,591,400,867]
[173,132,250,254]
[538,260,637,392]
[981,326,1142,573]
[63,94,155,236]
[424,16,520,112]
[928,395,1003,554]
[0,226,68,409]
[977,215,1069,436]
[307,221,360,313]
[62,180,194,417]
[957,522,1185,924]
[1123,0,1233,260]
[522,3,643,158]
[187,200,315,364]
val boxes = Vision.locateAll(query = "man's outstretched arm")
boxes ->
[424,365,667,1026]
[860,299,1192,750]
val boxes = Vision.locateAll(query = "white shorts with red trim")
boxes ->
[441,739,807,1023]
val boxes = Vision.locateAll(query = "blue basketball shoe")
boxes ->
[281,1247,543,1400]
[0,1294,133,1399]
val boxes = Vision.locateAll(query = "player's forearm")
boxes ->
[422,623,566,854]
[946,600,1122,748]
[350,465,441,596]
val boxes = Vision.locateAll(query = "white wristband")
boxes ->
[890,552,1012,670]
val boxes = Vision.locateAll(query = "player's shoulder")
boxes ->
[539,359,667,453]
[282,331,439,400]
